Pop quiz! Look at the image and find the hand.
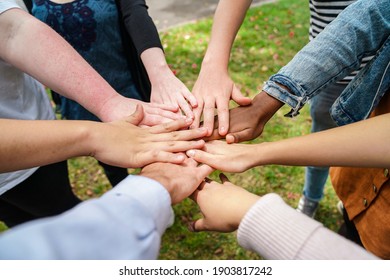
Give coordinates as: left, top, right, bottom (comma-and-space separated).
150, 69, 198, 119
91, 105, 209, 168
186, 140, 256, 173
97, 94, 181, 125
141, 47, 198, 119
189, 174, 260, 232
205, 91, 284, 143
140, 157, 214, 204
191, 68, 252, 136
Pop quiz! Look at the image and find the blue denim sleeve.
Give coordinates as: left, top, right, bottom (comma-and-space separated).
0, 176, 174, 260
263, 0, 390, 117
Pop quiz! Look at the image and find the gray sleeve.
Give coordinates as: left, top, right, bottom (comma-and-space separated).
237, 193, 379, 259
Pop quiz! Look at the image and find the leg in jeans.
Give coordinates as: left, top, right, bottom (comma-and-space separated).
298, 83, 347, 217
0, 161, 81, 227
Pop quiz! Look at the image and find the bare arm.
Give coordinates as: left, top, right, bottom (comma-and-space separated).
141, 48, 198, 118
187, 113, 390, 171
0, 106, 208, 173
117, 0, 197, 118
192, 0, 253, 134
0, 8, 178, 124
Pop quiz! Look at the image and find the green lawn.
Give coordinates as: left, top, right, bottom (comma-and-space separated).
0, 0, 343, 259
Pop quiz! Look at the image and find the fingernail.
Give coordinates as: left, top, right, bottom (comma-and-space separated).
186, 118, 193, 124
186, 150, 195, 157
176, 154, 185, 161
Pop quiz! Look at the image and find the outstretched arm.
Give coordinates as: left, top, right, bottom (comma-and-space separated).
190, 174, 378, 259
0, 158, 213, 260
188, 113, 390, 172
0, 6, 178, 124
204, 0, 390, 142
191, 0, 253, 135
118, 0, 197, 118
0, 106, 208, 173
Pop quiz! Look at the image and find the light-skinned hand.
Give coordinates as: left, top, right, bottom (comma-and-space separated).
189, 174, 260, 232
140, 157, 214, 204
91, 105, 208, 168
186, 140, 256, 173
141, 48, 198, 119
191, 69, 252, 136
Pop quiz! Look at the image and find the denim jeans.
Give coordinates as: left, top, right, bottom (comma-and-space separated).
303, 83, 347, 201
263, 0, 390, 123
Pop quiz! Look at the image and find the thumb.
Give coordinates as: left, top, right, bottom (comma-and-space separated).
188, 219, 207, 232
231, 85, 252, 106
186, 149, 215, 167
226, 128, 254, 143
126, 104, 144, 125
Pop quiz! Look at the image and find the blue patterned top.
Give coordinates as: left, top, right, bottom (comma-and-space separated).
33, 0, 141, 121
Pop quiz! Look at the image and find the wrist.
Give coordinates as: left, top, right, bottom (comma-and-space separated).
235, 192, 261, 227
201, 52, 229, 72
141, 48, 172, 83
148, 62, 173, 84
76, 121, 98, 158
251, 142, 273, 167
252, 91, 284, 121
139, 169, 172, 197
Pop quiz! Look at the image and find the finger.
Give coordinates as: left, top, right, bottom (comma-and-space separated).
191, 104, 203, 129
189, 183, 202, 201
124, 104, 144, 125
178, 98, 195, 120
196, 164, 214, 180
204, 177, 212, 183
215, 99, 229, 136
149, 102, 180, 112
153, 108, 182, 120
149, 117, 194, 134
188, 219, 207, 232
182, 91, 198, 108
203, 127, 223, 141
182, 156, 199, 168
142, 114, 179, 126
231, 85, 252, 106
219, 173, 230, 183
151, 128, 208, 143
186, 149, 217, 167
156, 139, 205, 153
226, 128, 253, 143
145, 151, 187, 165
203, 100, 216, 136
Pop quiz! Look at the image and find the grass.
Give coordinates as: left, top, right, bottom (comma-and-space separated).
0, 0, 343, 258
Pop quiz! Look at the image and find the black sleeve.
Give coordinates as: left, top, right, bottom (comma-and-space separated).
22, 0, 33, 13
117, 0, 163, 56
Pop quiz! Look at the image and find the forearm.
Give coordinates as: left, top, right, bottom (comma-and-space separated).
140, 48, 171, 84
0, 176, 173, 260
0, 9, 118, 120
256, 113, 390, 168
238, 193, 378, 259
0, 119, 96, 172
201, 0, 252, 70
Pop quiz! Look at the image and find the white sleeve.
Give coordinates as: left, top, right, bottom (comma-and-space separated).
237, 193, 379, 259
0, 1, 25, 14
0, 175, 174, 259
